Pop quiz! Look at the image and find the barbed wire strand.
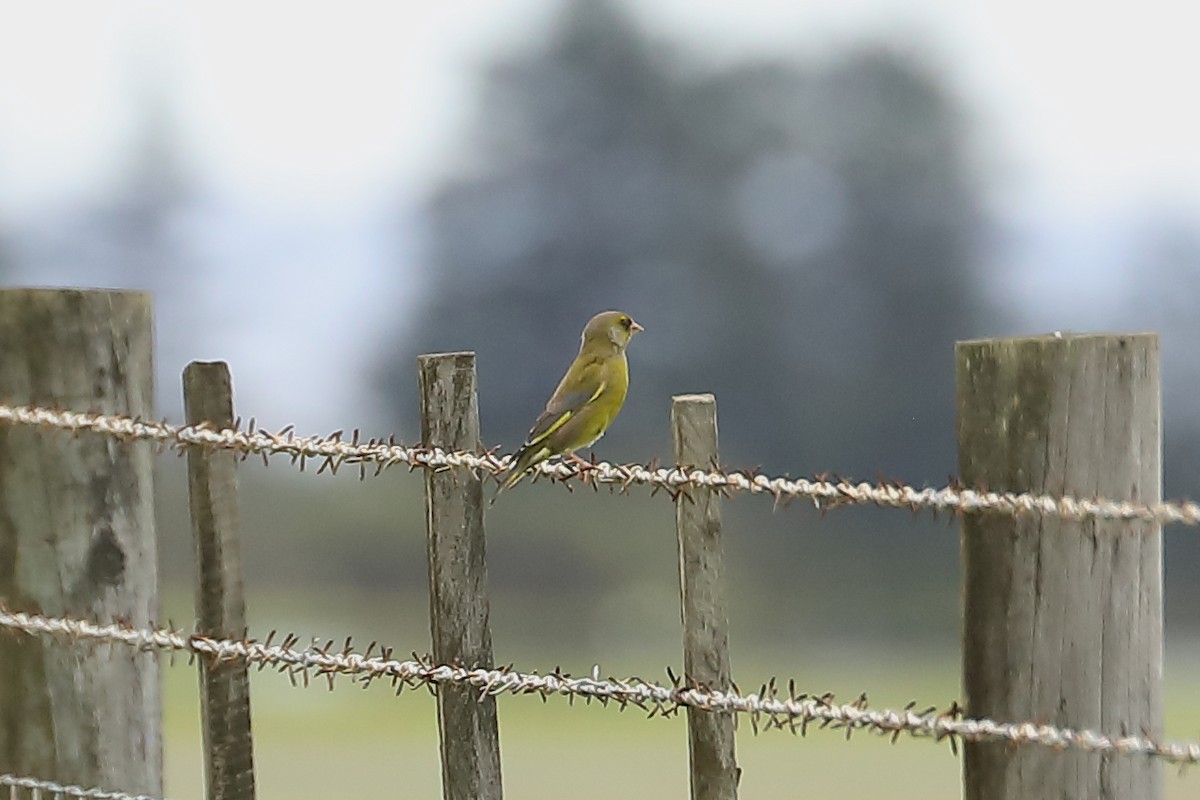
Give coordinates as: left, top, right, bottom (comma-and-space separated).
0, 402, 1197, 528
0, 772, 163, 800
2, 607, 1197, 766
2, 402, 1198, 528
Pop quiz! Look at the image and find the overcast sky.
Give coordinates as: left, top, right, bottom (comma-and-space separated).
0, 0, 1197, 429
4, 1, 1199, 211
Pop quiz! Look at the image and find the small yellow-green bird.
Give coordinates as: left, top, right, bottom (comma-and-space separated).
493, 310, 643, 501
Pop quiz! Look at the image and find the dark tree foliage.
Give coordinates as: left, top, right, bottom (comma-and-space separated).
377, 0, 988, 484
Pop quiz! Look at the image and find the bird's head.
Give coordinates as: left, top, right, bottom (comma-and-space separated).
582, 310, 643, 353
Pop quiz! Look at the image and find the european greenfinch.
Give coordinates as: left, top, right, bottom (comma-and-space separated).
493, 310, 643, 501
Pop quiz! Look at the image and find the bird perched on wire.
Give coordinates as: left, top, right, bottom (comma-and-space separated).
492, 310, 643, 502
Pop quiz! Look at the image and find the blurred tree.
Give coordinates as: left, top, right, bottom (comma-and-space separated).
1118, 216, 1200, 499
65, 78, 201, 416
100, 91, 195, 289
0, 216, 10, 282
0, 152, 15, 282
1111, 216, 1200, 634
376, 0, 989, 485
38, 79, 201, 419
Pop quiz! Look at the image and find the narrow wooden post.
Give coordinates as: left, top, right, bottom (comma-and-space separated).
418, 352, 502, 800
957, 333, 1162, 800
0, 288, 161, 796
184, 362, 256, 800
672, 394, 739, 800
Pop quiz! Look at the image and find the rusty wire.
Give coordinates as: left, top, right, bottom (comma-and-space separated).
2, 607, 1197, 765
0, 401, 1196, 528
0, 771, 163, 800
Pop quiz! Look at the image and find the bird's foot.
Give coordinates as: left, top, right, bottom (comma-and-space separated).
565, 453, 592, 470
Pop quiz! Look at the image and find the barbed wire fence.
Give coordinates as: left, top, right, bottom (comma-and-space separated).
2, 400, 1198, 528
2, 606, 1198, 766
1, 395, 1194, 794
0, 291, 1188, 800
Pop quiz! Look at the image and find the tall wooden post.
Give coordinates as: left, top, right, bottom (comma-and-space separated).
673, 394, 739, 800
418, 352, 502, 800
0, 288, 161, 796
184, 361, 256, 800
957, 333, 1162, 800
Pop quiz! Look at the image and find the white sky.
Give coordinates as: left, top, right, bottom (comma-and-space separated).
0, 0, 1197, 428
2, 0, 1198, 213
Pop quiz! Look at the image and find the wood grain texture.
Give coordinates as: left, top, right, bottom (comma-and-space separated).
184, 361, 256, 800
0, 288, 161, 796
957, 333, 1162, 800
673, 394, 739, 800
419, 352, 502, 800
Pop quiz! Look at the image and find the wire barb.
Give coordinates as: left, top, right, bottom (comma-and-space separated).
1, 606, 1198, 765
0, 402, 1197, 528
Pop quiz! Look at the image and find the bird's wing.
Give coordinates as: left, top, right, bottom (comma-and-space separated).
523, 360, 607, 448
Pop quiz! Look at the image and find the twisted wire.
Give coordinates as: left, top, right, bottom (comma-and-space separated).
0, 772, 162, 800
2, 607, 1196, 765
0, 402, 1196, 527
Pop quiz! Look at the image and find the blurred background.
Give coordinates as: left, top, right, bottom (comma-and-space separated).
2, 1, 1199, 797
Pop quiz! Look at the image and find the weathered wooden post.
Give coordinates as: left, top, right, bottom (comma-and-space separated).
0, 288, 161, 796
957, 333, 1162, 800
672, 394, 739, 800
418, 352, 503, 800
184, 361, 257, 800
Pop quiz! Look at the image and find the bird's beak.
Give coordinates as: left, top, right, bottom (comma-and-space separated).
631, 320, 645, 334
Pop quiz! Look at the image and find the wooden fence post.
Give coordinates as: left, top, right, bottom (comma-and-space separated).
184, 361, 257, 800
418, 352, 503, 800
956, 333, 1162, 800
672, 394, 739, 800
0, 288, 161, 795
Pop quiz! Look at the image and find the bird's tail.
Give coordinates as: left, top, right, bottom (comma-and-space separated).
489, 444, 542, 505
489, 468, 524, 505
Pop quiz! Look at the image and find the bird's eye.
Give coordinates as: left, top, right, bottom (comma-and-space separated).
620, 316, 631, 329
